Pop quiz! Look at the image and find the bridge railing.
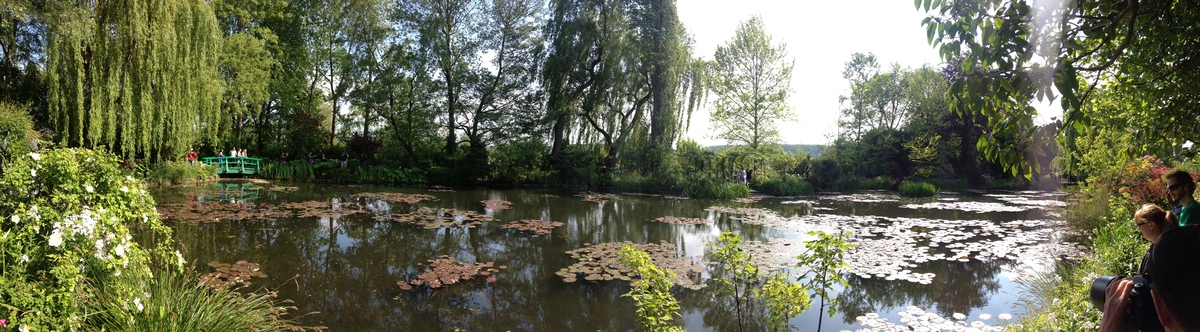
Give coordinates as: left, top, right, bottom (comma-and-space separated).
200, 156, 263, 175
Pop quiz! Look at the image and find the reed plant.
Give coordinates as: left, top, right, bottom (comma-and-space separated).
755, 173, 814, 196
684, 179, 749, 199
143, 161, 217, 186
87, 270, 317, 332
898, 181, 938, 197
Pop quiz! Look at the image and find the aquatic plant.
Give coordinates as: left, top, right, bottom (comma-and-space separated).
481, 200, 513, 210
200, 261, 269, 289
618, 246, 684, 332
898, 181, 938, 197
649, 216, 707, 225
158, 201, 289, 223
354, 192, 438, 204
280, 200, 369, 218
396, 256, 504, 290
577, 192, 619, 203
501, 219, 565, 237
756, 174, 815, 196
377, 207, 494, 229
556, 241, 704, 289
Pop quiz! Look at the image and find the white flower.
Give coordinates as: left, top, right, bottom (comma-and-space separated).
19, 323, 30, 332
48, 231, 63, 247
175, 251, 186, 268
21, 254, 29, 262
85, 185, 94, 193
134, 297, 144, 312
30, 152, 39, 161
30, 168, 35, 177
114, 243, 125, 257
10, 215, 18, 224
120, 186, 129, 193
28, 205, 39, 221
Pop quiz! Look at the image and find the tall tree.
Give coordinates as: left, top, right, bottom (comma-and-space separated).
459, 0, 545, 147
304, 0, 351, 147
45, 0, 222, 161
709, 15, 794, 151
401, 0, 481, 156
345, 0, 394, 138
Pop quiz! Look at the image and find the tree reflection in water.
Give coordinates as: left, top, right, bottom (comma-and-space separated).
155, 183, 1049, 330
837, 258, 1004, 322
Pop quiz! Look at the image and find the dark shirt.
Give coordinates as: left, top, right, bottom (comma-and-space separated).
1139, 243, 1155, 276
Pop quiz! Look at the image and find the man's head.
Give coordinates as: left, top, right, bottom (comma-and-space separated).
1150, 225, 1200, 331
1165, 170, 1196, 205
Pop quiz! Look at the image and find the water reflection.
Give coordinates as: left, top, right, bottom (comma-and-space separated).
155, 183, 1070, 330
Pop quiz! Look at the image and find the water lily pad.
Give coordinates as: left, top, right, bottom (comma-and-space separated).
556, 241, 704, 289
501, 219, 565, 237
397, 256, 503, 291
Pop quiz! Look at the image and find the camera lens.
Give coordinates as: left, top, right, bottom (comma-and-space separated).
1091, 275, 1118, 310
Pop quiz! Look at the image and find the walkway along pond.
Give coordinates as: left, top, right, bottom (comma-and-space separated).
151, 182, 1084, 331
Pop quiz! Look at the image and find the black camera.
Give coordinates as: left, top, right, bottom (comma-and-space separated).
1091, 275, 1163, 331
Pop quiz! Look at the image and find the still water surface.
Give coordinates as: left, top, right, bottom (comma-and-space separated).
152, 181, 1076, 331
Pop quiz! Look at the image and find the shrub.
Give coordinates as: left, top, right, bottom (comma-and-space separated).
490, 140, 549, 185
143, 161, 218, 186
756, 173, 815, 196
260, 161, 315, 181
0, 148, 180, 330
835, 177, 893, 191
0, 102, 35, 163
684, 180, 749, 199
618, 246, 683, 332
898, 181, 938, 197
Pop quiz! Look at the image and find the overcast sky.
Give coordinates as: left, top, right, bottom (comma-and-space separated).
676, 0, 1059, 146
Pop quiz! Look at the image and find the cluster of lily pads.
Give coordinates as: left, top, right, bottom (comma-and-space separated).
396, 256, 505, 291
556, 241, 705, 290
158, 201, 288, 223
577, 192, 619, 203
618, 192, 688, 200
200, 260, 268, 289
703, 192, 1084, 285
374, 206, 494, 229
501, 219, 565, 237
649, 216, 707, 225
850, 306, 1014, 331
279, 199, 368, 218
353, 192, 438, 204
481, 200, 513, 210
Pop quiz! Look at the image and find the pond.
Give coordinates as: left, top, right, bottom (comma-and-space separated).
151, 181, 1083, 331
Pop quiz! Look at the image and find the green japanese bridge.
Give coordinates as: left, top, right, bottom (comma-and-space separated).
201, 156, 262, 175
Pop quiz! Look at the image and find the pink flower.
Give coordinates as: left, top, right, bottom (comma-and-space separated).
0, 319, 7, 328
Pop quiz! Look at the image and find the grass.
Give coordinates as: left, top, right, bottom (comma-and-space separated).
88, 270, 321, 332
898, 181, 938, 197
142, 161, 218, 186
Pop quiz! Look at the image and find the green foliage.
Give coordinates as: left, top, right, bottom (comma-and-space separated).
87, 269, 312, 332
618, 246, 684, 332
709, 232, 760, 331
756, 173, 814, 196
897, 181, 937, 197
756, 272, 810, 332
834, 177, 893, 191
684, 180, 749, 199
795, 231, 852, 324
46, 0, 223, 161
489, 141, 550, 186
0, 148, 181, 330
355, 165, 425, 185
0, 102, 35, 166
142, 161, 219, 187
260, 161, 315, 181
709, 16, 794, 150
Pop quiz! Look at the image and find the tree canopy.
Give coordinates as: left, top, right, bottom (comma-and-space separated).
709, 15, 794, 151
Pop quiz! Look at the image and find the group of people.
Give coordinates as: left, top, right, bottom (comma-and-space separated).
1102, 170, 1200, 331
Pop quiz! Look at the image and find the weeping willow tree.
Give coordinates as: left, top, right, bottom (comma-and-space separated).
46, 0, 222, 161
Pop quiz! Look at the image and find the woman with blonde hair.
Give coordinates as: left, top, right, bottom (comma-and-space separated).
1134, 203, 1169, 276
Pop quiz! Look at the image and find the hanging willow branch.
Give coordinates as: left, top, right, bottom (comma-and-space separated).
46, 0, 222, 161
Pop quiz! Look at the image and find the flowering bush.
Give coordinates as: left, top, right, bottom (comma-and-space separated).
1108, 155, 1175, 207
0, 148, 181, 330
